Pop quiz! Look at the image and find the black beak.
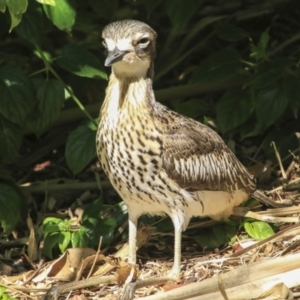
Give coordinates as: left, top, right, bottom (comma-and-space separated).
105, 47, 127, 67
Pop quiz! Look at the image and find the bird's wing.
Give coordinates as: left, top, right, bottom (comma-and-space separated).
157, 106, 255, 193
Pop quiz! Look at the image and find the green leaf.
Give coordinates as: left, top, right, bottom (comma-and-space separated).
29, 79, 65, 136
247, 58, 290, 90
43, 0, 76, 31
0, 286, 5, 296
43, 232, 60, 258
250, 28, 270, 61
65, 124, 97, 174
0, 116, 22, 159
36, 0, 56, 6
82, 217, 116, 247
58, 231, 71, 253
6, 0, 28, 32
284, 75, 300, 118
83, 199, 103, 220
166, 0, 200, 31
254, 84, 288, 129
57, 44, 107, 79
15, 1, 43, 43
43, 217, 69, 238
88, 0, 118, 19
217, 89, 253, 132
43, 217, 63, 225
190, 50, 242, 84
0, 183, 23, 234
215, 22, 248, 42
244, 221, 274, 241
194, 224, 237, 249
0, 0, 6, 13
0, 64, 35, 126
173, 98, 209, 119
71, 230, 89, 248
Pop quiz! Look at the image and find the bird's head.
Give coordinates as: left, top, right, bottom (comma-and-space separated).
102, 20, 157, 79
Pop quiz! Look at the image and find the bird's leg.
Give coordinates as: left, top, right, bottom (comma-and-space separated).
169, 230, 182, 278
128, 215, 138, 265
120, 230, 182, 300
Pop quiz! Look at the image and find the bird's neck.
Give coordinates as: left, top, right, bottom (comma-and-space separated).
100, 73, 156, 119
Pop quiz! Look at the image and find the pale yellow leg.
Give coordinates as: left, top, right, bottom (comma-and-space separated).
128, 216, 138, 265
121, 229, 182, 300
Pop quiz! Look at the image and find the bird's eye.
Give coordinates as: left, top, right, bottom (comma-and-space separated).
102, 40, 107, 48
137, 37, 150, 48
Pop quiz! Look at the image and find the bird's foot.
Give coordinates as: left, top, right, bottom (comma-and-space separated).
120, 272, 179, 300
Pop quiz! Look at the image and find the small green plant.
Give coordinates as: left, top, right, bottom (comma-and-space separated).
43, 200, 117, 258
0, 286, 18, 300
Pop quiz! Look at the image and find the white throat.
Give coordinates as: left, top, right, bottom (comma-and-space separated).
112, 60, 150, 78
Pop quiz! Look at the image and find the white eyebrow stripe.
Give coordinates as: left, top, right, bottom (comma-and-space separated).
105, 39, 117, 51
105, 38, 133, 51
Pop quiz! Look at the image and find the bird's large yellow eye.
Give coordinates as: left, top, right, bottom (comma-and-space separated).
138, 37, 150, 48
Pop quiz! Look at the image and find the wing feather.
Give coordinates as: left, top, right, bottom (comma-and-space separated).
155, 104, 255, 193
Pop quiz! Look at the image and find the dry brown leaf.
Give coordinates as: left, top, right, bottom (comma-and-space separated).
1, 270, 35, 283
75, 252, 106, 281
115, 265, 139, 286
258, 282, 293, 300
93, 227, 151, 276
32, 251, 68, 282
32, 248, 96, 282
27, 215, 38, 262
68, 294, 88, 300
263, 243, 273, 256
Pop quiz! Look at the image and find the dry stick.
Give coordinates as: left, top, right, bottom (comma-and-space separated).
138, 253, 300, 300
42, 228, 151, 299
233, 207, 299, 223
267, 177, 300, 194
0, 283, 48, 299
229, 223, 300, 258
271, 141, 287, 179
253, 189, 292, 207
87, 236, 103, 279
275, 147, 300, 169
20, 181, 112, 194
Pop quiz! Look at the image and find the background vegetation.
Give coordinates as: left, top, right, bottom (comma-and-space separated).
0, 0, 299, 255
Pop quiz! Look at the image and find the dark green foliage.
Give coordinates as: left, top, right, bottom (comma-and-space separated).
0, 182, 25, 234
0, 0, 299, 244
65, 123, 97, 174
56, 44, 107, 79
190, 50, 242, 84
30, 79, 65, 136
194, 223, 238, 250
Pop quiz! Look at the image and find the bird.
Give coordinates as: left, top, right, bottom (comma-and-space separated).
96, 19, 256, 299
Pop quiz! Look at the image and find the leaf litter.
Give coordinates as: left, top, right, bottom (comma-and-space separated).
1, 143, 300, 299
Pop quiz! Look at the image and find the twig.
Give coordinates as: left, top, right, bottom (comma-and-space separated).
20, 181, 111, 193
271, 141, 287, 179
267, 177, 300, 194
87, 237, 103, 279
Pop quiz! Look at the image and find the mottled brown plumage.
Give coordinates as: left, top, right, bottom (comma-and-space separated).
96, 20, 255, 299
